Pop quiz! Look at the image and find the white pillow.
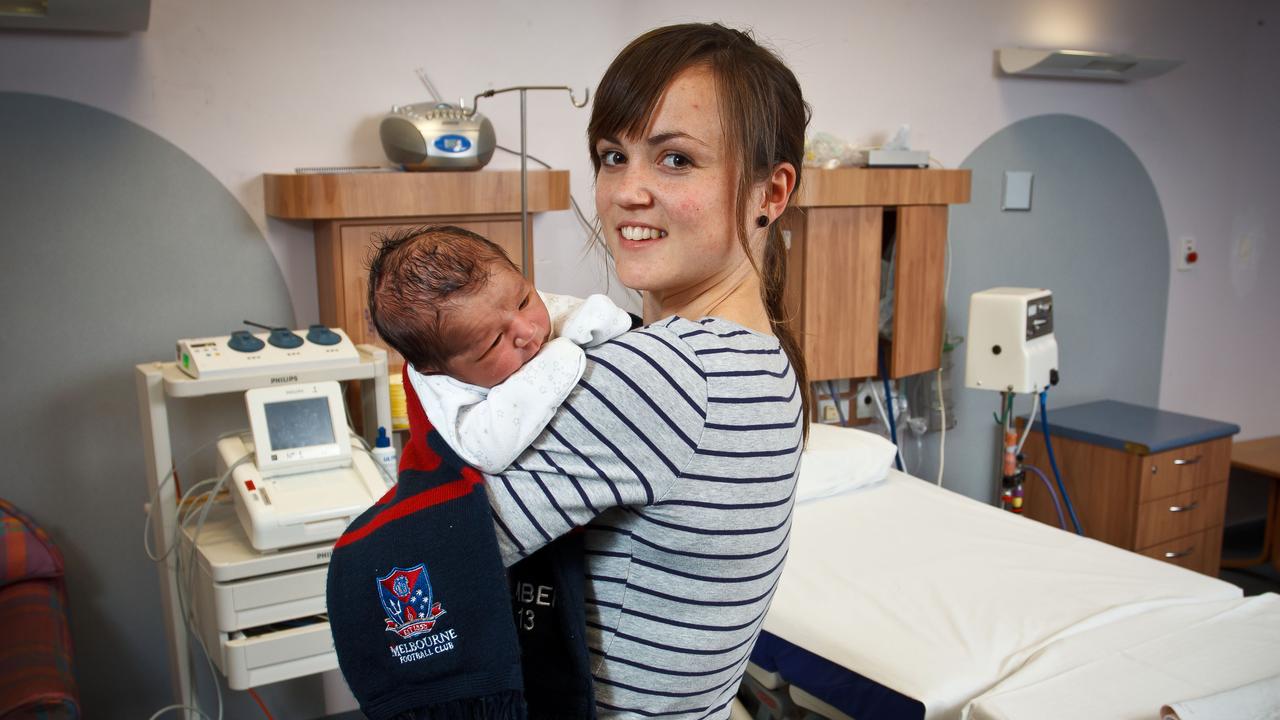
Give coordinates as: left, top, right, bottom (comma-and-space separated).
795, 423, 897, 503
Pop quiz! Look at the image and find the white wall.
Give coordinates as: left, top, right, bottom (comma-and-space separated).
1, 0, 1274, 432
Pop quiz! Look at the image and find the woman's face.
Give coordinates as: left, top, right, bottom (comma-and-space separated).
593, 64, 749, 296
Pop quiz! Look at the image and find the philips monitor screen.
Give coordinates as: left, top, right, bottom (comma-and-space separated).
264, 397, 336, 451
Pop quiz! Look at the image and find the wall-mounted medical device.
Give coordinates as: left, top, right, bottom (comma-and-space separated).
217, 381, 390, 551
176, 324, 359, 381
965, 287, 1059, 394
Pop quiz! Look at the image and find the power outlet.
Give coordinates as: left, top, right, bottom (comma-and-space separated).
855, 384, 877, 420
1177, 236, 1198, 271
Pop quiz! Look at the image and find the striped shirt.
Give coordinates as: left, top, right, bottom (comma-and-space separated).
487, 316, 802, 719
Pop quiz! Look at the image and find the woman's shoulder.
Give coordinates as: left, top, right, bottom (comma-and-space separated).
592, 316, 777, 364
585, 316, 708, 381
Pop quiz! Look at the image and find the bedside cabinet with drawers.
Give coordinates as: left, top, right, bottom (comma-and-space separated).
1017, 400, 1240, 577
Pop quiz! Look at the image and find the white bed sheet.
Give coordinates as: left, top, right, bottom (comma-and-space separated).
763, 470, 1241, 720
963, 593, 1280, 720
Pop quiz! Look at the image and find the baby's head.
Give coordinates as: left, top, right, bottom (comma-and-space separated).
368, 225, 550, 388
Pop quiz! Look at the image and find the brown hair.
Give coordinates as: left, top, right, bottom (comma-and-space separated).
366, 225, 517, 371
587, 23, 812, 439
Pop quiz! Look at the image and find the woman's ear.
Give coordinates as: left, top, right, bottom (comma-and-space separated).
760, 161, 797, 223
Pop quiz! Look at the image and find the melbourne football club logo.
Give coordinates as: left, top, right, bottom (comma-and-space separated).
376, 564, 446, 639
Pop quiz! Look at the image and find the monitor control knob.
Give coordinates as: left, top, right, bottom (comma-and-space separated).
228, 330, 265, 353
267, 328, 303, 349
307, 324, 342, 346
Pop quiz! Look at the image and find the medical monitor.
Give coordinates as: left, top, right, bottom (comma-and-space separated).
245, 381, 352, 479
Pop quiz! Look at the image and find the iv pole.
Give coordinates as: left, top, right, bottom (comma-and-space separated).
468, 86, 590, 278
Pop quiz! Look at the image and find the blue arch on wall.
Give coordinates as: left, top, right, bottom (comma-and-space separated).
0, 92, 306, 715
934, 113, 1169, 500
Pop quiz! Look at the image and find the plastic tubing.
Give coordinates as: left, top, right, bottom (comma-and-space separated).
1023, 464, 1067, 531
878, 346, 902, 471
1039, 391, 1084, 535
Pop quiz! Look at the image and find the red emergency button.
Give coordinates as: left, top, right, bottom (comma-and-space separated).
1185, 251, 1198, 264
245, 479, 256, 491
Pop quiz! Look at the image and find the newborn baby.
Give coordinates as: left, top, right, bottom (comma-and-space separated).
367, 225, 632, 473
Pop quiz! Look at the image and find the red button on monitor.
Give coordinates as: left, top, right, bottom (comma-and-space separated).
245, 479, 256, 491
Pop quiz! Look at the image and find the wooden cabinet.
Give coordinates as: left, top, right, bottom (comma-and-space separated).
264, 170, 570, 370
780, 169, 969, 383
264, 167, 966, 386
1017, 400, 1239, 577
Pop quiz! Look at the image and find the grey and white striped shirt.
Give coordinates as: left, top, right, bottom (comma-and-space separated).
487, 316, 802, 718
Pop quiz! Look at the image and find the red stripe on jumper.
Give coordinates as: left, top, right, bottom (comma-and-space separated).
334, 467, 484, 549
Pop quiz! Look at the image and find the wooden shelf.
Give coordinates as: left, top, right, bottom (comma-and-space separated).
264, 169, 570, 220
794, 168, 970, 208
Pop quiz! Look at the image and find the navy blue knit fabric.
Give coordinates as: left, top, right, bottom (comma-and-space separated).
325, 422, 525, 720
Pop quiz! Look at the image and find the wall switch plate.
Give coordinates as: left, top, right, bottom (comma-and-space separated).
1177, 236, 1197, 271
1002, 171, 1033, 211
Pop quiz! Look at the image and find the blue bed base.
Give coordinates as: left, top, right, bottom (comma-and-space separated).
749, 631, 925, 720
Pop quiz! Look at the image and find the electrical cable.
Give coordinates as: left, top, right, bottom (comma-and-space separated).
866, 380, 906, 473
143, 429, 247, 562
937, 211, 952, 487
248, 688, 275, 720
167, 453, 253, 720
495, 144, 598, 245
495, 144, 639, 304
1014, 393, 1041, 456
877, 347, 903, 472
936, 367, 946, 487
1039, 391, 1083, 535
147, 704, 215, 720
1023, 464, 1067, 531
825, 380, 847, 425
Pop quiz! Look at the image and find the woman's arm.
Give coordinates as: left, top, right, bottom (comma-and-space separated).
485, 322, 708, 564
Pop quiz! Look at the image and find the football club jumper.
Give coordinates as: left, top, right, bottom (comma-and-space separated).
325, 384, 525, 719
327, 366, 597, 720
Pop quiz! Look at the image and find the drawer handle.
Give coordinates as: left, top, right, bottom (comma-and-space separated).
1169, 501, 1200, 513
1164, 547, 1195, 559
1173, 456, 1202, 467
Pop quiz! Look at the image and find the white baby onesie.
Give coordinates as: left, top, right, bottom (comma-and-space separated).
407, 292, 633, 473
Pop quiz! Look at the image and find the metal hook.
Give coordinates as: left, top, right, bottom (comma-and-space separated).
466, 85, 591, 116
458, 84, 591, 279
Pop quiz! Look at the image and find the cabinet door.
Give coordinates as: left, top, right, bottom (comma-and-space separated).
317, 217, 528, 369
1018, 427, 1145, 547
783, 206, 881, 380
889, 206, 947, 378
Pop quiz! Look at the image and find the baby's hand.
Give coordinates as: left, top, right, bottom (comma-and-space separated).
558, 294, 632, 348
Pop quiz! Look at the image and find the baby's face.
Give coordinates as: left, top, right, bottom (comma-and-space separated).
438, 263, 550, 388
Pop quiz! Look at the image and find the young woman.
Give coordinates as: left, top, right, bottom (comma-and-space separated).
489, 23, 812, 718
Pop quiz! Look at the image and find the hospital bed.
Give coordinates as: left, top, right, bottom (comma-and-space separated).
752, 430, 1280, 720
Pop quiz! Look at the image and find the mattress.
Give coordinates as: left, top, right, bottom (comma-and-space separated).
964, 592, 1280, 720
761, 470, 1241, 719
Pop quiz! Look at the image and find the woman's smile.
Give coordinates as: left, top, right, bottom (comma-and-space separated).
617, 223, 668, 248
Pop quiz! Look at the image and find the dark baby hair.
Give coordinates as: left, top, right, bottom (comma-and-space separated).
366, 225, 517, 371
